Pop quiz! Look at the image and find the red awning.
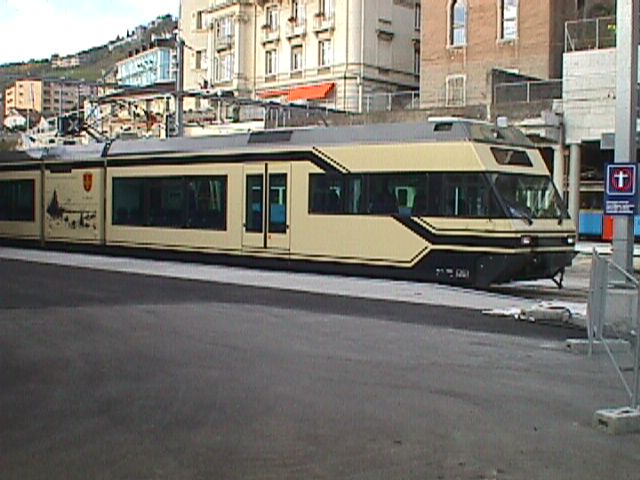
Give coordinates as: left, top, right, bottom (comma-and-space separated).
287, 82, 335, 102
258, 89, 289, 99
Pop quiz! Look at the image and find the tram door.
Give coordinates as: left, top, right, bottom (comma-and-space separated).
242, 163, 291, 251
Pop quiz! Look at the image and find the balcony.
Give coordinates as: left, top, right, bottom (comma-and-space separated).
261, 24, 280, 44
493, 79, 563, 105
215, 35, 234, 51
313, 13, 335, 33
376, 19, 394, 41
286, 19, 306, 39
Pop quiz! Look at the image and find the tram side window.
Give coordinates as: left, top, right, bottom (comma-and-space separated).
0, 180, 35, 222
186, 177, 227, 230
112, 176, 227, 230
309, 173, 430, 216
148, 178, 184, 227
309, 174, 343, 214
427, 173, 503, 217
368, 174, 427, 216
113, 178, 145, 225
345, 175, 367, 214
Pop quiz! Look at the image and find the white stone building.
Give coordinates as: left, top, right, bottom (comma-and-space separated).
179, 0, 420, 112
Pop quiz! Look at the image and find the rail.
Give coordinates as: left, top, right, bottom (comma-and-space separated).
587, 250, 640, 408
493, 79, 562, 105
565, 16, 616, 52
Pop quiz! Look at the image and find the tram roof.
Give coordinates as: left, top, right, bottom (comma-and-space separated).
6, 119, 534, 163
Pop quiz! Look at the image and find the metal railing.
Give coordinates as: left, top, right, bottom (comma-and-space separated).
587, 250, 640, 408
493, 79, 562, 105
361, 90, 421, 113
565, 16, 616, 52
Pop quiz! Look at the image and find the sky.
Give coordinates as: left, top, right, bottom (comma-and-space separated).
0, 0, 179, 65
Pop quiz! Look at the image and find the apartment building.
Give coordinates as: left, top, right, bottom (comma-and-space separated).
180, 0, 257, 111
180, 0, 420, 113
4, 80, 44, 114
4, 79, 98, 119
419, 0, 592, 110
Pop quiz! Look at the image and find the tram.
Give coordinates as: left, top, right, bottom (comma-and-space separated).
0, 119, 576, 287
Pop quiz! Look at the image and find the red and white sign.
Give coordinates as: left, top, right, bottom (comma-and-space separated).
606, 165, 636, 195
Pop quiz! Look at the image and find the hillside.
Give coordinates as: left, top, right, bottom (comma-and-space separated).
0, 14, 176, 91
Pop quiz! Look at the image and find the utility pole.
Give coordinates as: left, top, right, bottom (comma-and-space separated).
612, 0, 639, 276
176, 0, 185, 138
176, 36, 185, 137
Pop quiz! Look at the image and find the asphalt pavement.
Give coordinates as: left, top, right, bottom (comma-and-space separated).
1, 248, 640, 479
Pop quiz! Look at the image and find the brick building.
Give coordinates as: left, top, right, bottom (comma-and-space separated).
419, 0, 613, 111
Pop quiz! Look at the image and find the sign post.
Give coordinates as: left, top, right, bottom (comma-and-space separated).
611, 0, 639, 277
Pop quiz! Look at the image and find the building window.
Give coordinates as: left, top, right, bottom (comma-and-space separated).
445, 75, 465, 106
291, 0, 305, 25
318, 39, 332, 67
214, 53, 233, 82
414, 47, 420, 75
291, 45, 303, 72
196, 11, 204, 30
414, 3, 421, 30
500, 0, 518, 40
319, 0, 334, 18
194, 50, 206, 70
266, 5, 279, 30
450, 0, 467, 46
215, 16, 234, 44
265, 49, 278, 76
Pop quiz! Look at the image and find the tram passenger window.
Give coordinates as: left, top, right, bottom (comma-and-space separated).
345, 176, 366, 214
148, 178, 184, 228
186, 176, 227, 230
113, 176, 228, 230
0, 180, 35, 221
309, 174, 343, 214
113, 178, 144, 225
427, 173, 502, 217
369, 173, 426, 216
269, 174, 287, 233
369, 176, 399, 214
246, 175, 264, 232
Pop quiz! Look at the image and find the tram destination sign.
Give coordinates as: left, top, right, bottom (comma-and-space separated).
605, 163, 638, 215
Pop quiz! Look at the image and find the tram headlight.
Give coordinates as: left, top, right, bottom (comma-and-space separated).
520, 235, 533, 246
566, 236, 576, 246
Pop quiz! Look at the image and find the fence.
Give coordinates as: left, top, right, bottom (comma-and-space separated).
565, 16, 616, 52
587, 251, 640, 408
361, 90, 421, 113
493, 79, 562, 105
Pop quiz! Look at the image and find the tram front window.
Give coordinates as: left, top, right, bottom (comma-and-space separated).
491, 173, 567, 221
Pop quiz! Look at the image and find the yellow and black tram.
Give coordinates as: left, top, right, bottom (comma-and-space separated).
0, 119, 576, 287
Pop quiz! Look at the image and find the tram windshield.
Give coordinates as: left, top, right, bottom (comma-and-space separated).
490, 173, 568, 221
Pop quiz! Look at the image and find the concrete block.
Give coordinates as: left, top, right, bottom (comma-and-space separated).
523, 305, 571, 324
565, 338, 630, 355
593, 407, 640, 435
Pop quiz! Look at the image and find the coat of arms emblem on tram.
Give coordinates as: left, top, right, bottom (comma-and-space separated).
83, 173, 93, 192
